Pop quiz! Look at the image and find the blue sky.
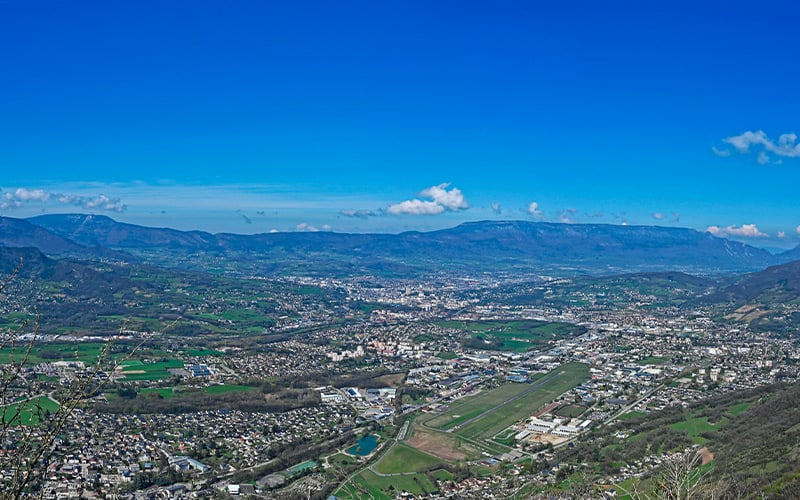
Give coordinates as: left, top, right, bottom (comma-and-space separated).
1, 1, 799, 246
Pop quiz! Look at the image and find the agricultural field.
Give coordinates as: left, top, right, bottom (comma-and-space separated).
2, 396, 60, 426
670, 413, 726, 445
336, 469, 438, 499
204, 384, 259, 395
140, 387, 177, 399
0, 342, 108, 365
374, 444, 441, 474
117, 359, 184, 381
435, 320, 586, 352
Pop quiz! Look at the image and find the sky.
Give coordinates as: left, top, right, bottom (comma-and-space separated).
1, 0, 799, 247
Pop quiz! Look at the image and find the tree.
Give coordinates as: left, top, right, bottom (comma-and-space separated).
0, 260, 152, 499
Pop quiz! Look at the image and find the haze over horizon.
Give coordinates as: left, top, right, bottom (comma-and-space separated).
1, 1, 799, 246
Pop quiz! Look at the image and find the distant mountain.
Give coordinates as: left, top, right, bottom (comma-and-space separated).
706, 259, 800, 304
778, 244, 800, 262
0, 246, 133, 291
0, 217, 88, 255
28, 213, 216, 250
21, 214, 784, 276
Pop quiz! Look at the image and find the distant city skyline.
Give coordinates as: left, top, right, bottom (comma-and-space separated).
1, 1, 799, 246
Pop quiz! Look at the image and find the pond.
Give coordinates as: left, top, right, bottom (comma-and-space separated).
346, 434, 379, 456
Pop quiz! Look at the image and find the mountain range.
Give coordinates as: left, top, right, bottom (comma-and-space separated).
0, 214, 798, 277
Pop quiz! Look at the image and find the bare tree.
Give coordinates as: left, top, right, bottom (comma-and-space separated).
618, 449, 716, 500
0, 260, 152, 499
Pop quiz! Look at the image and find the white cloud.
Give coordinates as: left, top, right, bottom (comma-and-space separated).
491, 202, 502, 214
58, 193, 126, 212
652, 212, 664, 220
527, 202, 543, 218
387, 199, 444, 215
778, 231, 786, 238
796, 225, 800, 235
706, 224, 768, 238
14, 188, 51, 202
0, 187, 126, 213
721, 130, 800, 162
419, 183, 469, 211
711, 146, 731, 157
339, 209, 380, 219
559, 208, 577, 223
387, 184, 468, 216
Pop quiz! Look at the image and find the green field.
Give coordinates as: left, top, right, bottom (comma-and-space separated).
374, 444, 441, 474
671, 414, 725, 445
119, 359, 184, 381
423, 383, 534, 430
2, 396, 61, 426
204, 384, 258, 395
423, 363, 589, 445
728, 402, 751, 416
555, 404, 587, 418
436, 320, 586, 353
140, 387, 176, 398
0, 342, 108, 365
337, 469, 438, 499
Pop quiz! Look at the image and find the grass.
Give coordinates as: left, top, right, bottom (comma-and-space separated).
2, 396, 61, 426
374, 444, 441, 474
358, 469, 437, 497
435, 319, 585, 353
329, 453, 357, 466
422, 383, 534, 430
618, 410, 647, 421
431, 469, 453, 481
119, 359, 184, 381
140, 387, 175, 399
728, 402, 751, 416
204, 384, 259, 395
0, 342, 108, 365
555, 404, 586, 418
670, 414, 726, 445
436, 351, 458, 360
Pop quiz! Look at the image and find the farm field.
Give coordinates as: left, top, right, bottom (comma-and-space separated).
373, 444, 441, 474
204, 384, 258, 395
2, 396, 60, 426
336, 469, 438, 499
118, 359, 183, 381
140, 387, 176, 398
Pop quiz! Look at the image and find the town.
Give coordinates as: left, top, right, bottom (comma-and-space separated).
3, 272, 798, 499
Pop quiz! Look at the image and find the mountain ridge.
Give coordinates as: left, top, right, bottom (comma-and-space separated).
3, 213, 788, 276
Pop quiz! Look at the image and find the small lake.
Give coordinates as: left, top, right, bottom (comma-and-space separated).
346, 434, 379, 456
